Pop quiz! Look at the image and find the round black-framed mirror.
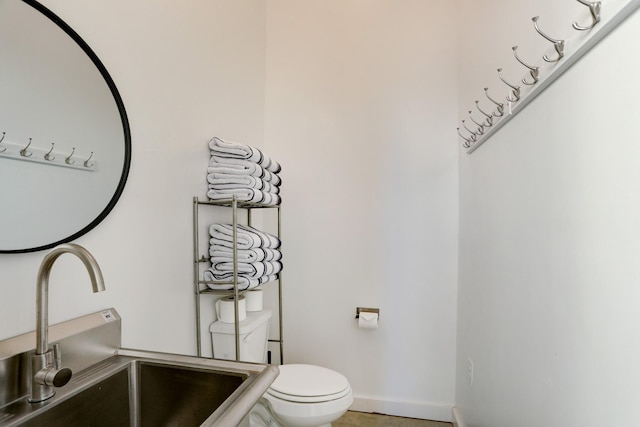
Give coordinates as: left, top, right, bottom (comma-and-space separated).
0, 0, 131, 253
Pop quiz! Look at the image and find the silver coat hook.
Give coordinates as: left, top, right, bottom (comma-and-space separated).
462, 119, 482, 137
484, 88, 505, 117
84, 152, 94, 168
20, 138, 33, 157
573, 0, 601, 30
497, 68, 521, 102
512, 46, 539, 85
532, 16, 565, 62
475, 101, 494, 126
65, 147, 76, 165
457, 127, 475, 148
44, 143, 56, 161
468, 110, 488, 132
0, 132, 6, 153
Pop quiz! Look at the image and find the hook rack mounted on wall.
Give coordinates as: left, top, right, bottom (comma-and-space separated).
460, 0, 640, 155
0, 134, 96, 171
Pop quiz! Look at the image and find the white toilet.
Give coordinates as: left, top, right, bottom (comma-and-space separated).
210, 310, 272, 362
210, 310, 353, 427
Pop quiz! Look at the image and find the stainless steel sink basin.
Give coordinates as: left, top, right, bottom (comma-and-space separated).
0, 310, 279, 427
1, 349, 278, 427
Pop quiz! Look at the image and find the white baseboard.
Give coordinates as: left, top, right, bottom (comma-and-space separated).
349, 395, 453, 422
452, 407, 466, 427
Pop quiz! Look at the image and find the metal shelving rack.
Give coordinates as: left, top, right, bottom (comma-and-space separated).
192, 195, 283, 364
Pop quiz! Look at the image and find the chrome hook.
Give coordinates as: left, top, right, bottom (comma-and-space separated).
0, 132, 6, 153
462, 119, 481, 138
512, 46, 539, 85
65, 147, 76, 165
475, 101, 494, 126
457, 127, 475, 148
573, 0, 601, 31
20, 138, 33, 157
83, 152, 94, 168
484, 88, 505, 117
468, 111, 487, 133
532, 16, 565, 62
44, 143, 56, 161
497, 68, 521, 102
457, 126, 476, 142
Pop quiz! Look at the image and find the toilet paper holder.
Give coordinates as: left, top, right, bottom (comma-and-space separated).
355, 307, 379, 319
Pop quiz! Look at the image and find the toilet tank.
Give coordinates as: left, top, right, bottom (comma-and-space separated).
210, 309, 272, 363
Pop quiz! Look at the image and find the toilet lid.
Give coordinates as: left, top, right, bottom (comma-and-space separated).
268, 364, 351, 403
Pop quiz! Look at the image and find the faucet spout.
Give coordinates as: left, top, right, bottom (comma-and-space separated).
30, 243, 105, 403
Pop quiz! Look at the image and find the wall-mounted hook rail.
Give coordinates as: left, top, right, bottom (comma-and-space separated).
0, 135, 95, 171
462, 0, 640, 154
573, 0, 601, 30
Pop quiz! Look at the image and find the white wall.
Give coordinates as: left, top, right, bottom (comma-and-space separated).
456, 1, 640, 426
0, 0, 459, 421
0, 0, 267, 354
264, 0, 458, 420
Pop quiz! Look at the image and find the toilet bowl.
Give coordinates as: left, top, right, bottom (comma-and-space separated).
210, 312, 353, 426
249, 364, 353, 427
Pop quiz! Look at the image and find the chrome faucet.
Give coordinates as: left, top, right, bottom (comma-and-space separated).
29, 243, 105, 403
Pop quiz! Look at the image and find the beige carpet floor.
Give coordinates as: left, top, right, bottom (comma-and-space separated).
334, 411, 453, 427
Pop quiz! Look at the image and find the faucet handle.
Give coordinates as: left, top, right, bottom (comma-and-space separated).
53, 343, 63, 369
39, 365, 73, 388
29, 347, 73, 402
49, 343, 72, 387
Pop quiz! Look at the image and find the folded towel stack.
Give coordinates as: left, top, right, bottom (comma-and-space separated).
204, 223, 283, 290
207, 137, 282, 205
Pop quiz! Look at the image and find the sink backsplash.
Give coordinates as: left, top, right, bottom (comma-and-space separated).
0, 309, 121, 408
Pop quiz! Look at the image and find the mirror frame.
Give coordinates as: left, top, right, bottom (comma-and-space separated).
2, 0, 131, 254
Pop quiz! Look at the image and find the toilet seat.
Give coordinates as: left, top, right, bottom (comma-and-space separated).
267, 364, 350, 403
253, 364, 354, 427
266, 384, 351, 403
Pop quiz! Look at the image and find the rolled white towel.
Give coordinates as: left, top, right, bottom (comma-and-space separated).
207, 188, 281, 206
208, 261, 283, 279
203, 270, 278, 290
208, 137, 281, 173
209, 223, 281, 250
210, 247, 282, 263
207, 174, 279, 194
208, 158, 282, 186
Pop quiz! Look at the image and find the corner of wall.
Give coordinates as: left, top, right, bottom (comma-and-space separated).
452, 407, 466, 427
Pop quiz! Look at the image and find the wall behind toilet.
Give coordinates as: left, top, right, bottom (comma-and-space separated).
263, 1, 458, 419
0, 0, 459, 421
